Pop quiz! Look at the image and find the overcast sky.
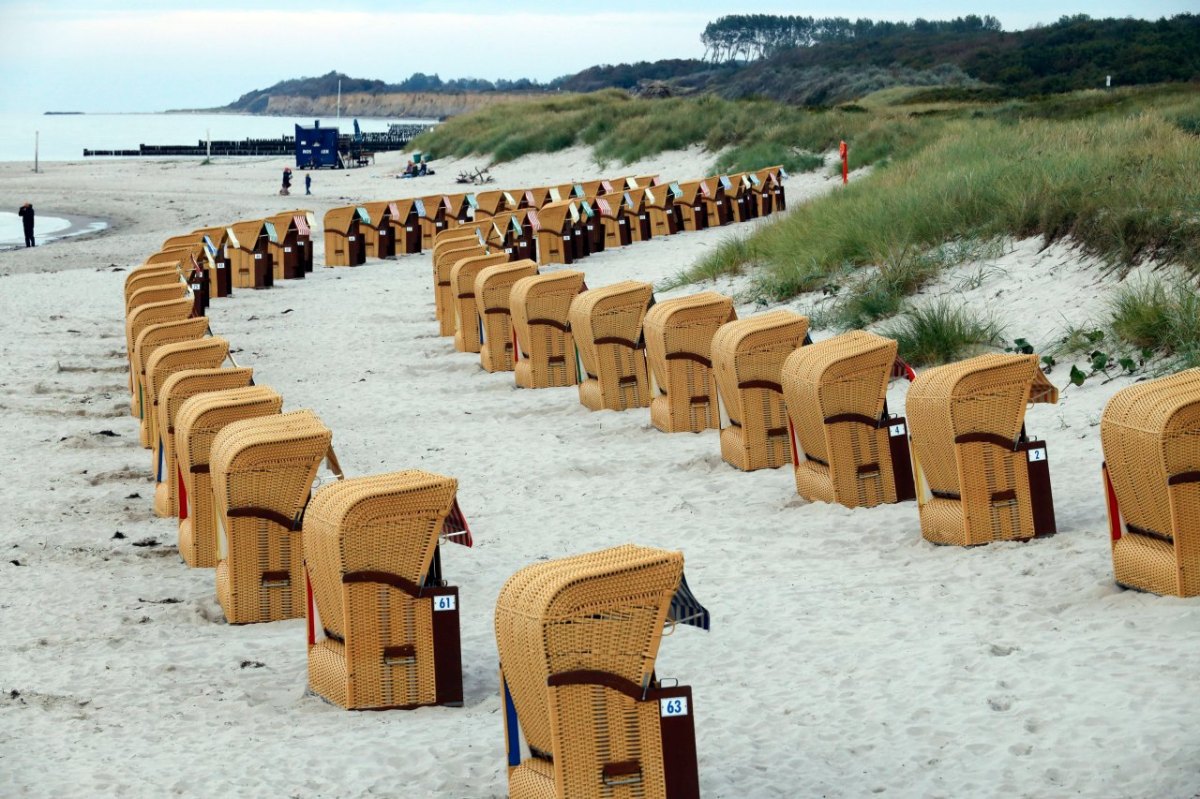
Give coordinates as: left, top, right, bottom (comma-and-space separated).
0, 1, 1192, 113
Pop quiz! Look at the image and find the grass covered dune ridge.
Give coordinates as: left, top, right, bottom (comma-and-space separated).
416, 84, 1200, 367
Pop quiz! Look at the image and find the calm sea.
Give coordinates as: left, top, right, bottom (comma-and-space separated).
0, 112, 434, 163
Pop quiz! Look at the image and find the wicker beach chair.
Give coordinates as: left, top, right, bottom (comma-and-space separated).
594, 197, 632, 249
906, 353, 1058, 546
450, 252, 511, 354
227, 220, 275, 289
191, 226, 236, 296
152, 367, 255, 519
757, 166, 786, 211
474, 190, 512, 220
534, 201, 576, 265
569, 282, 655, 412
387, 199, 421, 254
142, 337, 230, 454
434, 241, 487, 337
1101, 369, 1200, 596
475, 260, 540, 373
781, 331, 916, 508
175, 386, 282, 568
211, 410, 332, 623
644, 184, 681, 237
125, 297, 197, 416
711, 311, 809, 471
701, 176, 734, 227
674, 181, 710, 232
510, 271, 586, 389
323, 207, 367, 267
360, 201, 398, 260
125, 265, 182, 308
418, 196, 450, 249
126, 282, 187, 319
130, 316, 211, 438
266, 210, 314, 278
643, 292, 736, 434
304, 470, 466, 710
495, 544, 706, 799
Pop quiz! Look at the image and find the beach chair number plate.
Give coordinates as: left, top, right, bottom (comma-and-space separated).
284, 247, 292, 252
660, 697, 689, 717
1027, 447, 1047, 462
254, 253, 262, 259
889, 423, 907, 437
434, 595, 457, 612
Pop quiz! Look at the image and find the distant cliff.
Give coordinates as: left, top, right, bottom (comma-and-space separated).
255, 91, 537, 119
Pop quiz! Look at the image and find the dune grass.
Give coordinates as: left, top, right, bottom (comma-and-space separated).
880, 299, 1004, 366
415, 90, 941, 174
1108, 277, 1200, 369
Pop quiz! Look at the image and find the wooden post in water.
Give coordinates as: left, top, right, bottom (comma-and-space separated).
34, 131, 39, 173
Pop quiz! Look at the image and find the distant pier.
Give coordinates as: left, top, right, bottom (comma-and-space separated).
83, 123, 434, 158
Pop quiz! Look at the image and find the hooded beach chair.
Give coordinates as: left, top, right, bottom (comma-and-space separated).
451, 252, 511, 354
227, 220, 275, 289
304, 470, 467, 710
510, 271, 586, 389
126, 281, 187, 319
757, 166, 787, 211
211, 410, 332, 624
906, 353, 1058, 546
592, 197, 632, 249
644, 292, 736, 433
131, 316, 211, 439
576, 200, 606, 254
142, 337, 230, 454
389, 199, 422, 255
175, 386, 283, 568
360, 201, 398, 260
474, 190, 513, 221
495, 544, 707, 799
152, 367, 255, 519
476, 260, 540, 373
533, 201, 576, 265
125, 265, 182, 308
323, 206, 367, 267
569, 281, 655, 412
267, 210, 313, 279
433, 241, 487, 337
781, 331, 916, 508
418, 196, 450, 249
674, 181, 710, 232
1101, 369, 1200, 596
644, 184, 681, 237
125, 297, 196, 416
711, 310, 809, 471
191, 225, 236, 296
702, 176, 734, 227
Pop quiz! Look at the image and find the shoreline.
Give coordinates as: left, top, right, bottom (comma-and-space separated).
0, 211, 110, 252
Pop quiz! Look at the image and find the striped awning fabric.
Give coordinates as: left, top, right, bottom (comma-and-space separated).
668, 573, 710, 631
442, 497, 473, 547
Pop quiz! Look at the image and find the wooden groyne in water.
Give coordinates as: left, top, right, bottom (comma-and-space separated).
83, 125, 434, 158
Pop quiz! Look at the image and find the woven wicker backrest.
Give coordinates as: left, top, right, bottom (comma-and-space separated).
143, 250, 187, 267
494, 544, 684, 757
228, 220, 267, 253
568, 281, 655, 376
435, 243, 487, 287
176, 386, 283, 499
433, 227, 481, 255
125, 272, 183, 313
159, 367, 256, 446
537, 201, 572, 231
1101, 369, 1200, 538
711, 310, 809, 425
133, 318, 211, 389
782, 331, 896, 463
125, 264, 180, 299
145, 338, 230, 440
474, 190, 509, 216
360, 201, 392, 227
304, 470, 458, 642
125, 297, 193, 360
476, 260, 539, 315
452, 253, 511, 301
127, 282, 187, 318
510, 271, 586, 352
643, 292, 735, 385
210, 410, 331, 530
907, 353, 1058, 493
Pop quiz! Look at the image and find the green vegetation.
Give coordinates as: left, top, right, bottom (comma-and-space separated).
879, 300, 1004, 366
1108, 278, 1200, 369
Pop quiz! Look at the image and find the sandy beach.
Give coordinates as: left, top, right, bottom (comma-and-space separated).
0, 148, 1197, 799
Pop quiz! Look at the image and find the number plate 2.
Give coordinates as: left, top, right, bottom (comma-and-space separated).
1027, 447, 1047, 463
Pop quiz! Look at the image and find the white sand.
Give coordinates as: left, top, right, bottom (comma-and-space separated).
0, 148, 1197, 799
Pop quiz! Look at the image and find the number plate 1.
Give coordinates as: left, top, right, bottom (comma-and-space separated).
433, 594, 457, 612
660, 696, 689, 717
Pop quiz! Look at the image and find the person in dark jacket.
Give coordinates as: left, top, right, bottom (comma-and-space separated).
18, 202, 34, 247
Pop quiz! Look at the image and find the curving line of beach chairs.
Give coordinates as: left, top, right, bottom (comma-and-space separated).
120, 163, 1198, 799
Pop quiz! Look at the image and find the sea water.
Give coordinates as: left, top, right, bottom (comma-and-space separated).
0, 210, 106, 248
0, 112, 433, 163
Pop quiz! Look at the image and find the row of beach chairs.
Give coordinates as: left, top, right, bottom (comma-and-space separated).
323, 167, 787, 270
430, 224, 1200, 598
124, 235, 710, 797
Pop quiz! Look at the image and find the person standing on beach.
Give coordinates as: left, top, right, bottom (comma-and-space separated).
18, 202, 34, 247
281, 167, 292, 196
305, 173, 312, 195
